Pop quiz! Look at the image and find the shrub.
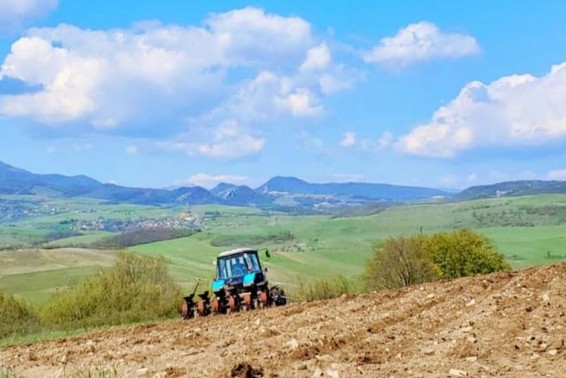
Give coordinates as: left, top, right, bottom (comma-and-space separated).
210, 231, 295, 247
41, 252, 182, 329
364, 236, 440, 291
364, 229, 510, 291
297, 275, 359, 302
0, 292, 39, 338
424, 229, 511, 279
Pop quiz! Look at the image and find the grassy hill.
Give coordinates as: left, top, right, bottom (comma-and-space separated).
455, 180, 566, 200
2, 194, 566, 304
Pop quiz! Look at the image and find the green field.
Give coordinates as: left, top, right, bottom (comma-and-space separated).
2, 194, 566, 303
0, 248, 116, 303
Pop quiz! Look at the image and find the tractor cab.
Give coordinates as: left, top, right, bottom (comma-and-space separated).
212, 248, 267, 293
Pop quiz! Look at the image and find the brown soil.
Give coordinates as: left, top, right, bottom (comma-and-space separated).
1, 263, 565, 377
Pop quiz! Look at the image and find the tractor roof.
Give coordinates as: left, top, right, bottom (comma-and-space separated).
217, 248, 257, 258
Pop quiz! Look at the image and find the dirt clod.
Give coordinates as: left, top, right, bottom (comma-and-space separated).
229, 362, 264, 378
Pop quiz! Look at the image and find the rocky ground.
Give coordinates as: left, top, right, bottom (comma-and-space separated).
1, 263, 565, 377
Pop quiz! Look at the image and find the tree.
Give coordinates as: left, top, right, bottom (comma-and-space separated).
364, 236, 439, 291
423, 229, 511, 279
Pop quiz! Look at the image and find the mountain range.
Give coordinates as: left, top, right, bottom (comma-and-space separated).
1, 160, 566, 210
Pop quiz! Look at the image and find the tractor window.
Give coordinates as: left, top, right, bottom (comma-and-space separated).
217, 252, 261, 279
217, 258, 229, 280
243, 252, 261, 272
230, 255, 247, 276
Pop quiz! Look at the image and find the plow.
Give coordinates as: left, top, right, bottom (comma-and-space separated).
181, 248, 286, 319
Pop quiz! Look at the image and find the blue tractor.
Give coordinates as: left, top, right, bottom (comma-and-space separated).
182, 248, 286, 319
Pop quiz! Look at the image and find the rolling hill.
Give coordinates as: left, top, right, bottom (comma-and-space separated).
455, 180, 566, 201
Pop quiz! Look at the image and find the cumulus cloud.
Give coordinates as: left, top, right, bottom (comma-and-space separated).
363, 21, 479, 68
340, 132, 356, 147
378, 131, 393, 149
300, 43, 331, 72
182, 173, 249, 188
340, 131, 392, 151
0, 7, 358, 158
156, 120, 265, 159
0, 0, 58, 35
279, 88, 323, 117
195, 133, 265, 158
398, 62, 566, 157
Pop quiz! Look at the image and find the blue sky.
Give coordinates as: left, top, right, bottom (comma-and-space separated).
1, 0, 566, 189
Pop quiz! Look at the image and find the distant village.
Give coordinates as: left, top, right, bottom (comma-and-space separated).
0, 199, 204, 232
65, 213, 203, 232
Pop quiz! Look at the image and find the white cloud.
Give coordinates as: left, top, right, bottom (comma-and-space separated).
195, 131, 265, 158
126, 145, 138, 155
340, 130, 392, 151
363, 21, 479, 68
378, 131, 393, 149
157, 120, 265, 159
0, 8, 357, 159
183, 173, 249, 188
548, 169, 566, 181
398, 62, 566, 157
300, 43, 331, 72
279, 88, 322, 117
194, 121, 265, 158
0, 0, 58, 35
206, 7, 312, 67
340, 132, 356, 147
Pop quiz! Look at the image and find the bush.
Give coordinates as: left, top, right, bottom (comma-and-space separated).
424, 229, 511, 279
210, 231, 295, 247
297, 275, 359, 302
0, 292, 39, 338
41, 252, 182, 329
364, 229, 511, 291
364, 236, 440, 291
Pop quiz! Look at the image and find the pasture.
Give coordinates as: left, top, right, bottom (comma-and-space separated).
1, 194, 566, 303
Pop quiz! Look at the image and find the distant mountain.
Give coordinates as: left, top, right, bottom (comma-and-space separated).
211, 183, 272, 206
0, 161, 457, 210
257, 176, 448, 201
0, 161, 214, 205
0, 161, 101, 196
455, 180, 566, 201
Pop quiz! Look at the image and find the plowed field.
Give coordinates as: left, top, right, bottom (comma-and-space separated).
1, 263, 565, 377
